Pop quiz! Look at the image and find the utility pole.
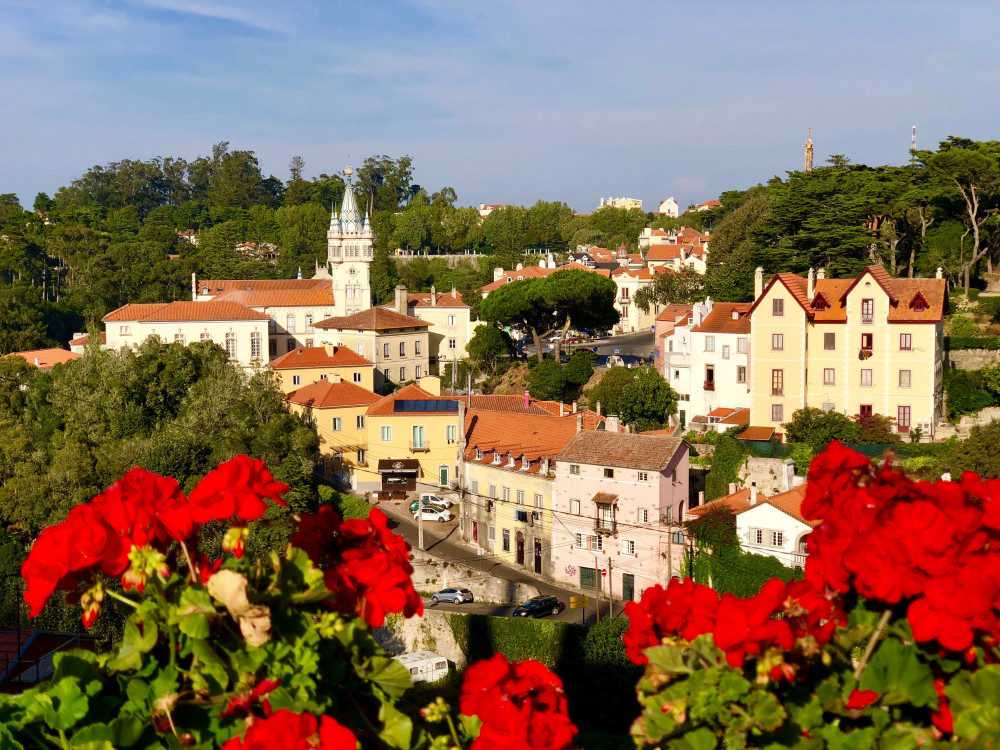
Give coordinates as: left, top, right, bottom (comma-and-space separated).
594, 554, 601, 623
418, 495, 425, 551
607, 556, 613, 618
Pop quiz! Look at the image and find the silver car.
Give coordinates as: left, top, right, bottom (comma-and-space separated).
431, 588, 474, 605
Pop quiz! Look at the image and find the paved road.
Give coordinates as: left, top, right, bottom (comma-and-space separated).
379, 499, 615, 624
523, 330, 656, 364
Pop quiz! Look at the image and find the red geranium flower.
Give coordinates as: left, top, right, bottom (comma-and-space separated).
845, 689, 879, 710
713, 579, 795, 668
221, 709, 355, 749
188, 455, 289, 524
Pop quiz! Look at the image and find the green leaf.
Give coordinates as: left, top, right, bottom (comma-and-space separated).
172, 586, 216, 639
671, 726, 718, 750
645, 644, 695, 676
70, 717, 143, 750
858, 638, 936, 707
37, 677, 89, 731
948, 665, 1000, 739
364, 655, 414, 699
378, 699, 413, 750
282, 547, 330, 603
746, 691, 787, 732
188, 638, 230, 691
106, 621, 158, 673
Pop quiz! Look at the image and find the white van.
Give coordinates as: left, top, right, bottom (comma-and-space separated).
393, 651, 450, 683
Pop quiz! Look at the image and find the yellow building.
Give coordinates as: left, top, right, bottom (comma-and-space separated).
267, 345, 375, 393
357, 379, 464, 495
746, 266, 947, 441
315, 286, 431, 392
461, 409, 586, 575
401, 287, 481, 373
284, 378, 382, 488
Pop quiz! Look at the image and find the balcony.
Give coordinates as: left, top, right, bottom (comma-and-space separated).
409, 440, 430, 453
703, 380, 715, 391
771, 388, 783, 396
861, 314, 874, 325
594, 510, 617, 535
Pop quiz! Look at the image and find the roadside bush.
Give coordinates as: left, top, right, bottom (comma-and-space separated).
945, 369, 997, 419
528, 357, 568, 401
703, 436, 749, 501
318, 484, 371, 519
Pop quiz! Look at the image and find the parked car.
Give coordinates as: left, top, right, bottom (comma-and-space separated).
419, 493, 453, 508
414, 507, 454, 523
512, 595, 565, 618
431, 587, 474, 605
408, 497, 452, 513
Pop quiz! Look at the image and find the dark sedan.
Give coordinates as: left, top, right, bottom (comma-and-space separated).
512, 595, 565, 618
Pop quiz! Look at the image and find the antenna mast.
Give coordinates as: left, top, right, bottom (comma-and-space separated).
910, 125, 917, 153
804, 128, 814, 172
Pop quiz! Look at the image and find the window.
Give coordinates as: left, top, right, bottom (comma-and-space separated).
621, 540, 636, 556
471, 480, 479, 495
399, 367, 406, 381
357, 343, 364, 357
415, 365, 422, 378
399, 342, 406, 357
898, 405, 911, 430
357, 449, 366, 464
353, 372, 362, 382
771, 369, 783, 396
448, 315, 456, 326
305, 314, 314, 333
415, 340, 422, 355
674, 370, 680, 380
383, 343, 390, 358
492, 453, 502, 465
861, 333, 873, 351
412, 425, 425, 449
570, 499, 581, 515
772, 298, 784, 317
286, 314, 295, 333
488, 484, 497, 499
250, 332, 262, 359
860, 369, 873, 387
771, 404, 784, 422
269, 316, 277, 332
382, 368, 390, 381
705, 336, 715, 352
859, 404, 873, 418
751, 529, 763, 545
737, 366, 747, 384
380, 425, 391, 442
603, 468, 614, 478
269, 339, 277, 357
502, 529, 510, 552
823, 368, 835, 386
913, 296, 927, 312
287, 339, 296, 352
573, 533, 586, 549
900, 333, 912, 351
488, 526, 495, 544
174, 333, 186, 344
292, 375, 301, 386
638, 471, 648, 482
225, 333, 237, 359
569, 464, 580, 475
824, 332, 836, 350
771, 333, 784, 351
638, 508, 649, 523
356, 415, 365, 429
305, 339, 313, 347
590, 535, 603, 552
502, 487, 510, 503
448, 338, 457, 350
534, 494, 543, 509
332, 417, 342, 432
861, 298, 874, 324
516, 490, 525, 505
200, 332, 211, 343
446, 424, 457, 443
671, 469, 678, 484
737, 337, 747, 353
771, 531, 784, 547
822, 402, 835, 412
722, 345, 730, 359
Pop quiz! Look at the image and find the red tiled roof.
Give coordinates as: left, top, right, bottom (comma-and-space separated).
697, 199, 722, 209
707, 407, 737, 418
480, 264, 609, 293
767, 484, 814, 526
738, 426, 776, 441
655, 303, 694, 323
592, 492, 619, 505
104, 301, 270, 322
640, 428, 676, 437
464, 409, 584, 469
284, 380, 381, 409
68, 332, 106, 347
556, 431, 685, 471
102, 303, 168, 322
469, 395, 555, 416
315, 307, 428, 331
407, 292, 469, 309
687, 488, 760, 518
720, 408, 750, 425
4, 348, 81, 368
691, 302, 751, 334
196, 278, 329, 295
366, 383, 457, 416
688, 484, 814, 527
212, 288, 336, 307
611, 266, 666, 280
267, 346, 374, 370
645, 244, 689, 261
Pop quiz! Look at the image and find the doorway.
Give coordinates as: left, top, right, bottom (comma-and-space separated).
472, 521, 478, 543
622, 573, 635, 602
516, 533, 525, 566
534, 539, 542, 574
439, 465, 449, 486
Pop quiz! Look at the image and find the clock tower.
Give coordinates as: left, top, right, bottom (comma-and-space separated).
327, 164, 374, 317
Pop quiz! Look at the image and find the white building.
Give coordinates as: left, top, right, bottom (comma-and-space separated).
658, 197, 679, 218
324, 165, 374, 317
660, 298, 751, 429
598, 196, 643, 211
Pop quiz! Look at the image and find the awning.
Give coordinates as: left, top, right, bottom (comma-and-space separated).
591, 492, 619, 505
377, 459, 421, 474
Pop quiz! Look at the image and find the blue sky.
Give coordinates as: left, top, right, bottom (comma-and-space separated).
2, 0, 999, 213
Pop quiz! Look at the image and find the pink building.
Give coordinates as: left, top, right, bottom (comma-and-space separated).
550, 432, 689, 602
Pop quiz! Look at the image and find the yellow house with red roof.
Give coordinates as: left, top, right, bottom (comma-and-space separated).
267, 345, 375, 393
397, 287, 480, 371
284, 378, 382, 487
747, 266, 947, 441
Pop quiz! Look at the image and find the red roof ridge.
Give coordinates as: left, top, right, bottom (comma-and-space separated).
284, 380, 382, 409
267, 346, 374, 369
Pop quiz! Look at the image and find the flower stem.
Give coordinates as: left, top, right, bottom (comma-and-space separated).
445, 714, 464, 749
105, 589, 139, 609
854, 608, 893, 680
179, 540, 197, 584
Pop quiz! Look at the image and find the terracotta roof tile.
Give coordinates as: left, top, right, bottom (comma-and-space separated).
691, 302, 751, 334
284, 380, 381, 409
738, 426, 776, 441
720, 408, 750, 425
212, 289, 336, 307
69, 332, 105, 346
102, 303, 168, 322
4, 348, 82, 368
766, 484, 815, 526
592, 492, 619, 505
407, 292, 469, 309
103, 301, 270, 322
707, 407, 737, 418
645, 244, 688, 261
687, 488, 760, 518
655, 303, 694, 323
697, 199, 722, 209
267, 346, 374, 370
315, 307, 428, 331
196, 278, 329, 295
556, 432, 685, 471
640, 428, 676, 436
688, 484, 814, 526
469, 395, 554, 415
464, 409, 584, 468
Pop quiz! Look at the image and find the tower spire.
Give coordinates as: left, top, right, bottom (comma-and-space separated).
804, 128, 814, 172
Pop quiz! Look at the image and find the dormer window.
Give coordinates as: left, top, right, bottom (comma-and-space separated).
731, 310, 739, 320
811, 293, 830, 311
911, 292, 929, 312
522, 457, 530, 471
507, 453, 515, 468
492, 453, 502, 465
475, 448, 483, 460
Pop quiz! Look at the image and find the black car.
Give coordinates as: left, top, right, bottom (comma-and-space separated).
512, 595, 565, 618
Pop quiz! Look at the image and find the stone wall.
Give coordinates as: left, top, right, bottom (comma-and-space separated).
955, 407, 1000, 437
410, 550, 540, 605
375, 611, 467, 668
947, 349, 1000, 371
738, 457, 800, 496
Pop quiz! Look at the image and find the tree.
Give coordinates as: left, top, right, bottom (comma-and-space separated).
478, 270, 618, 363
528, 358, 567, 401
585, 365, 677, 429
782, 407, 861, 453
467, 325, 515, 375
633, 268, 706, 313
482, 205, 529, 269
704, 187, 772, 302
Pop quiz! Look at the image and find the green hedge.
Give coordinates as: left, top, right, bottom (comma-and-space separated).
704, 436, 750, 501
945, 335, 1000, 351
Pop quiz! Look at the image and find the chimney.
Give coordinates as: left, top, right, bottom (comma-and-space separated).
430, 284, 437, 306
480, 203, 485, 211
936, 266, 943, 279
559, 402, 565, 417
524, 390, 530, 409
395, 285, 408, 316
34, 358, 40, 366
754, 267, 764, 301
596, 400, 602, 417
750, 482, 758, 505
572, 400, 578, 413
324, 343, 335, 356
330, 373, 342, 384
493, 267, 504, 282
728, 482, 738, 495
542, 457, 550, 475
817, 267, 826, 280
783, 459, 795, 491
191, 272, 197, 301
807, 268, 816, 301
515, 262, 523, 271
697, 490, 705, 507
606, 415, 621, 433
576, 414, 583, 433
458, 401, 467, 453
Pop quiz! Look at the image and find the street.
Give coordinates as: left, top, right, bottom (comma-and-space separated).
377, 498, 621, 624
523, 330, 656, 363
